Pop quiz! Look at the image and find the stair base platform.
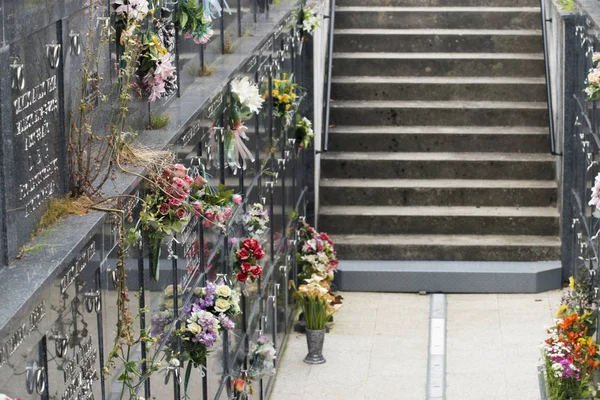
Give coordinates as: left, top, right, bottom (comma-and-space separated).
334, 260, 561, 293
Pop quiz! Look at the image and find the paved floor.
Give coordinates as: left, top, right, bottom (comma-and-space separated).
270, 290, 563, 400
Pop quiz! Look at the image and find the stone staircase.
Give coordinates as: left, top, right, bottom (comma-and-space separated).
319, 0, 562, 292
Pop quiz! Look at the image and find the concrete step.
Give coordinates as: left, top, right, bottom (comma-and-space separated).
332, 52, 545, 77
335, 7, 541, 30
331, 76, 546, 102
319, 205, 559, 235
333, 260, 561, 293
326, 126, 550, 153
331, 234, 560, 262
334, 29, 542, 53
320, 152, 555, 180
336, 0, 540, 7
320, 179, 557, 207
329, 100, 548, 127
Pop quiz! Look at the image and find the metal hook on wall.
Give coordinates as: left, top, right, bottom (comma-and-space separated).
70, 31, 81, 55
46, 43, 61, 69
11, 62, 25, 90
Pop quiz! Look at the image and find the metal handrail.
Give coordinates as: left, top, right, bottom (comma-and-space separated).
321, 0, 335, 153
540, 0, 562, 156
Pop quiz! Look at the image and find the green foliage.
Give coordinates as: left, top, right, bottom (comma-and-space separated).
558, 0, 574, 11
148, 112, 170, 130
177, 0, 206, 32
202, 184, 235, 207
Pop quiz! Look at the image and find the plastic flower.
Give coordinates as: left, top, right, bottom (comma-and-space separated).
589, 174, 600, 207
231, 77, 264, 113
155, 52, 177, 81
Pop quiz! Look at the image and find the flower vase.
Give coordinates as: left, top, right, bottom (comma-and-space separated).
248, 357, 275, 379
304, 328, 326, 364
148, 236, 162, 282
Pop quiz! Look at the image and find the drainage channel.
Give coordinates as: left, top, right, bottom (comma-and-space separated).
426, 294, 447, 400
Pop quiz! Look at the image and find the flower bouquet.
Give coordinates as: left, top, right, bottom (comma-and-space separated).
248, 335, 277, 379
585, 53, 600, 101
295, 115, 314, 150
139, 164, 206, 281
191, 184, 242, 232
296, 221, 339, 283
291, 275, 341, 364
226, 77, 264, 172
234, 238, 265, 283
151, 282, 240, 393
297, 7, 320, 37
177, 0, 214, 44
268, 72, 301, 127
139, 31, 177, 101
243, 203, 270, 240
541, 270, 600, 399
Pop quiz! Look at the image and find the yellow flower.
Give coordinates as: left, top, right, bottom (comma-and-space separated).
569, 276, 575, 292
272, 89, 279, 97
285, 104, 291, 111
280, 94, 291, 103
556, 304, 568, 317
290, 93, 296, 99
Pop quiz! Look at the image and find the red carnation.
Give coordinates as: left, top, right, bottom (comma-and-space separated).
237, 247, 250, 260
236, 272, 248, 283
241, 262, 252, 273
253, 246, 265, 260
175, 208, 187, 219
249, 265, 263, 278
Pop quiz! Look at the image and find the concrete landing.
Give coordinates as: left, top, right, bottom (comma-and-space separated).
333, 260, 562, 293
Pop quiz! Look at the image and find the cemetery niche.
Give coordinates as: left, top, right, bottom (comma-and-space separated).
0, 0, 319, 399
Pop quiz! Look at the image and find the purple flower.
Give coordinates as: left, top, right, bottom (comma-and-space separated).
218, 314, 235, 330
257, 335, 268, 345
150, 312, 171, 338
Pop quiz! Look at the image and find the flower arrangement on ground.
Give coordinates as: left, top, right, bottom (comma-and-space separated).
291, 275, 342, 364
234, 238, 265, 283
292, 275, 341, 330
177, 0, 214, 44
585, 53, 600, 101
296, 220, 339, 283
139, 164, 207, 281
226, 77, 264, 172
541, 269, 600, 399
248, 335, 277, 379
243, 203, 270, 239
295, 115, 314, 150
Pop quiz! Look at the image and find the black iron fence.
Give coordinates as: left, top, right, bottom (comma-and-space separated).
0, 1, 321, 399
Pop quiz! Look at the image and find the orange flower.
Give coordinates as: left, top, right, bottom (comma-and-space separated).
232, 379, 245, 393
559, 313, 579, 329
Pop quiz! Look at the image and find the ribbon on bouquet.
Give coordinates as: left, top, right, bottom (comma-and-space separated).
226, 120, 255, 174
203, 0, 231, 17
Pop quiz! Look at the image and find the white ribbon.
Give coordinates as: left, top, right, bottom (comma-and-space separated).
203, 0, 231, 17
